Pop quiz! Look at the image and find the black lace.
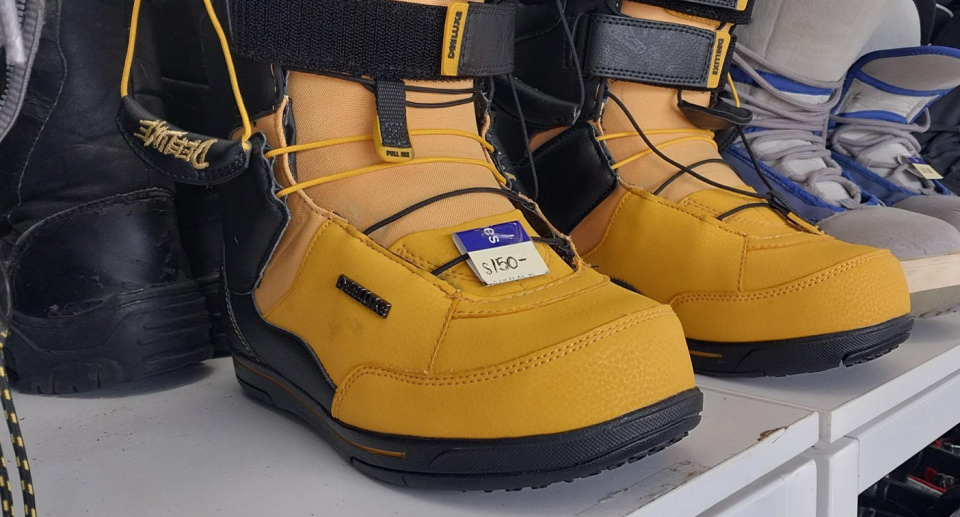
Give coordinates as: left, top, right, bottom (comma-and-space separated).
363, 185, 576, 277
316, 74, 579, 278
603, 91, 809, 228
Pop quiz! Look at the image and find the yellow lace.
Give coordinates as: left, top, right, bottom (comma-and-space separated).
268, 130, 505, 198
122, 0, 253, 149
122, 0, 502, 197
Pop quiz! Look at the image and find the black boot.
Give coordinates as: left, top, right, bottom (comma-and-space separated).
153, 0, 228, 355
916, 1, 960, 193
0, 0, 213, 393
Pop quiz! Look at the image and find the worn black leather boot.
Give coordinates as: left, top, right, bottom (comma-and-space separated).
0, 0, 213, 393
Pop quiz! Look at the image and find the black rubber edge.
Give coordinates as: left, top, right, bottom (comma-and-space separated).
689, 315, 914, 377
197, 271, 229, 356
233, 356, 702, 491
6, 281, 213, 393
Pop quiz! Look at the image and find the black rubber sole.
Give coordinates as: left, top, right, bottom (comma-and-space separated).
234, 356, 703, 491
689, 315, 914, 377
197, 272, 229, 357
6, 281, 214, 393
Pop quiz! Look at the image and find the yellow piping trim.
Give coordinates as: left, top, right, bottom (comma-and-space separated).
690, 351, 723, 359
277, 157, 505, 198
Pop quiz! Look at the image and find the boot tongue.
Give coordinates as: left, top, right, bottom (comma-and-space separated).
283, 72, 516, 249
601, 3, 746, 205
832, 47, 960, 190
389, 209, 574, 296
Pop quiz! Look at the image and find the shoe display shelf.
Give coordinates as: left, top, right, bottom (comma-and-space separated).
19, 314, 960, 517
23, 359, 818, 517
700, 312, 960, 517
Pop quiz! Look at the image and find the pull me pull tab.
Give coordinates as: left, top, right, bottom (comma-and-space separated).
374, 79, 414, 163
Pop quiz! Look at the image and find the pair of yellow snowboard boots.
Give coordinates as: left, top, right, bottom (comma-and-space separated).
118, 0, 911, 491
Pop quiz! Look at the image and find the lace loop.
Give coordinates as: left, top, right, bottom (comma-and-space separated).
732, 46, 864, 205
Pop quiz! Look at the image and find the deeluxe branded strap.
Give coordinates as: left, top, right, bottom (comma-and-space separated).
228, 0, 516, 80
626, 0, 753, 24
578, 14, 732, 90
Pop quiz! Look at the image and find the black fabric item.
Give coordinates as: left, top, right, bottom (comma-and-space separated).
227, 290, 338, 409
913, 0, 939, 44
579, 14, 724, 90
374, 80, 412, 152
492, 76, 581, 131
514, 122, 618, 234
228, 0, 514, 80
7, 189, 191, 317
117, 96, 252, 185
459, 3, 516, 76
217, 134, 288, 295
0, 0, 171, 239
680, 97, 752, 130
199, 0, 283, 139
627, 0, 753, 24
917, 6, 960, 191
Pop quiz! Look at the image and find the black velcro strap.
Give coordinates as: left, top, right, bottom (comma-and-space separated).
627, 0, 753, 24
229, 0, 515, 80
579, 14, 730, 90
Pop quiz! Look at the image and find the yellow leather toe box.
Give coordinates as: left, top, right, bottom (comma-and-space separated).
672, 248, 910, 342
331, 303, 695, 439
579, 187, 911, 344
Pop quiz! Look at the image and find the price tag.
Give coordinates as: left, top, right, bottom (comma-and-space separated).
453, 221, 550, 286
899, 156, 943, 180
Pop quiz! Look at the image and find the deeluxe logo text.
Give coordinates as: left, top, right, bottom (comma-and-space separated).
336, 275, 392, 318
712, 37, 726, 75
135, 119, 217, 170
447, 11, 463, 59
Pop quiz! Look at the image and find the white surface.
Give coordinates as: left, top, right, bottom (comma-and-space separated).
698, 314, 960, 442
802, 438, 860, 517
697, 457, 817, 517
852, 369, 960, 492
14, 358, 818, 517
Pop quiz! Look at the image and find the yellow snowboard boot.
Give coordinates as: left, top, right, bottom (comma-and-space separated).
495, 0, 913, 376
116, 0, 702, 490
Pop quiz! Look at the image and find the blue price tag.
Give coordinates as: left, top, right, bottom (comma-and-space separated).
452, 221, 549, 286
453, 221, 530, 253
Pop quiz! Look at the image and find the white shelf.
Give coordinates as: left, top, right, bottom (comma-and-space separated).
698, 456, 818, 517
851, 369, 960, 491
16, 358, 818, 517
697, 313, 960, 442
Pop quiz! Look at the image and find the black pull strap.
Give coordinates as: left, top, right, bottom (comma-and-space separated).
374, 80, 414, 162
